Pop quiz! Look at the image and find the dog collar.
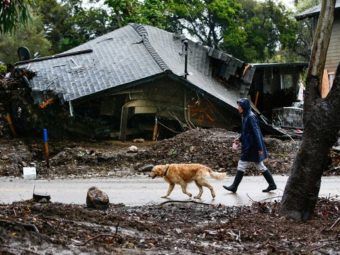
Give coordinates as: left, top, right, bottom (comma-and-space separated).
163, 165, 170, 177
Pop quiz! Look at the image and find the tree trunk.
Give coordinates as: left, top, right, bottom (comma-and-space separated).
280, 0, 339, 220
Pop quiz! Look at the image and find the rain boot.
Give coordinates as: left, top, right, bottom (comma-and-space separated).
262, 170, 277, 192
223, 171, 244, 193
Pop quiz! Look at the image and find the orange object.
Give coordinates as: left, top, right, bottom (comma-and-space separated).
321, 69, 330, 98
39, 98, 55, 109
44, 142, 50, 167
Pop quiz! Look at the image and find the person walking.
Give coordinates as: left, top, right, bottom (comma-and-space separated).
223, 98, 276, 193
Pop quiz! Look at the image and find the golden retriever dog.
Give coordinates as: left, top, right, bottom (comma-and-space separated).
149, 163, 226, 199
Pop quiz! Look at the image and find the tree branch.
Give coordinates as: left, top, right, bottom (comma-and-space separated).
306, 0, 335, 80
181, 22, 206, 44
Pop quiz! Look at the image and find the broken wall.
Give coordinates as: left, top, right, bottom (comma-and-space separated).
69, 76, 240, 140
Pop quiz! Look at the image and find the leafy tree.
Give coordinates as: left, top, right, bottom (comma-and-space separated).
294, 0, 320, 60
0, 15, 51, 64
0, 0, 32, 33
168, 0, 241, 48
62, 6, 116, 50
139, 0, 177, 31
33, 0, 70, 53
35, 0, 116, 53
222, 0, 298, 62
28, 0, 300, 63
105, 0, 178, 31
104, 0, 142, 27
151, 0, 298, 62
296, 0, 319, 10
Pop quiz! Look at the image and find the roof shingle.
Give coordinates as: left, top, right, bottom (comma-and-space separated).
18, 24, 250, 108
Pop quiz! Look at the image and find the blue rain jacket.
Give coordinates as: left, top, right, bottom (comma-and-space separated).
237, 98, 268, 162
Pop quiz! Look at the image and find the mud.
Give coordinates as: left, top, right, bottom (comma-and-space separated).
0, 198, 339, 254
0, 128, 338, 179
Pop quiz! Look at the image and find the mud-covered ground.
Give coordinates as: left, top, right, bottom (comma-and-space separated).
0, 128, 339, 254
0, 128, 339, 178
0, 198, 339, 255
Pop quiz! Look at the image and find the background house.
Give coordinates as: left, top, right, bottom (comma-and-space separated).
296, 0, 340, 96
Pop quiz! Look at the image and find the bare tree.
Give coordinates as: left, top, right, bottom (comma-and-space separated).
280, 0, 339, 220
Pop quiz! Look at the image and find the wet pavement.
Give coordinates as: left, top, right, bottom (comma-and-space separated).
0, 175, 339, 206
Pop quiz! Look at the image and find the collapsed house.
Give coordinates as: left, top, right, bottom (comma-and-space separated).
250, 63, 307, 115
13, 24, 254, 139
13, 23, 285, 140
250, 63, 307, 131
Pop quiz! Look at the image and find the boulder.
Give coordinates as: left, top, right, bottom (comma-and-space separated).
86, 186, 109, 210
127, 145, 138, 153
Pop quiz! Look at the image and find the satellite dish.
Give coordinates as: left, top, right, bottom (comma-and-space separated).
17, 47, 31, 61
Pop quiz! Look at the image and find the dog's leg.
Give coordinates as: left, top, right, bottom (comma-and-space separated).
179, 182, 192, 198
161, 183, 175, 198
194, 180, 203, 199
199, 180, 216, 199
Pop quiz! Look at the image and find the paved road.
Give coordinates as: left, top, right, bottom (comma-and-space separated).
0, 176, 339, 206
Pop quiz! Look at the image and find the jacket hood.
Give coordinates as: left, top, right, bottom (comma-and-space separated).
237, 98, 251, 115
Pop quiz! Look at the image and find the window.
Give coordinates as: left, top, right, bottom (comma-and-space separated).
280, 74, 293, 90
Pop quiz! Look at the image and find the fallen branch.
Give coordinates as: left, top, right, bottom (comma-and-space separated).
159, 200, 212, 206
227, 229, 242, 243
327, 217, 340, 231
74, 234, 116, 246
259, 196, 282, 202
246, 194, 282, 203
246, 194, 255, 202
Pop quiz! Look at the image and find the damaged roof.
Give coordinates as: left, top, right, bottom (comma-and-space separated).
296, 0, 340, 20
17, 24, 253, 109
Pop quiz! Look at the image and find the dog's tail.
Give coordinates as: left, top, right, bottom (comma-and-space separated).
207, 168, 226, 180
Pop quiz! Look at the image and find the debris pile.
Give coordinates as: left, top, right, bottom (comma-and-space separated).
0, 198, 338, 254
0, 68, 36, 138
0, 128, 339, 178
138, 128, 300, 176
0, 139, 32, 176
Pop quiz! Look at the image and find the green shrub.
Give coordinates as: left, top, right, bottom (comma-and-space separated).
0, 64, 6, 74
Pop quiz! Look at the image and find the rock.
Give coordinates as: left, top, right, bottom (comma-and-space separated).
86, 186, 109, 210
33, 192, 51, 203
138, 164, 154, 172
133, 138, 145, 143
127, 145, 138, 153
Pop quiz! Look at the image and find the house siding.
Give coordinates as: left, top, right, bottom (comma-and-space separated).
326, 17, 340, 74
